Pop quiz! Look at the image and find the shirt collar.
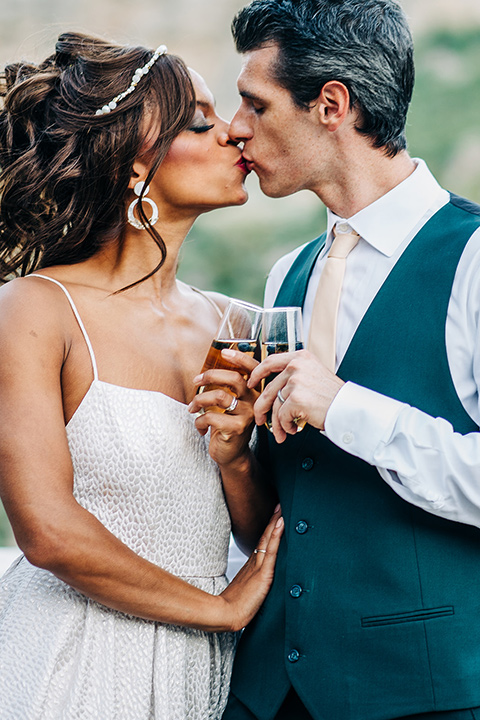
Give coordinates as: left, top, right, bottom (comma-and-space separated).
326, 159, 449, 257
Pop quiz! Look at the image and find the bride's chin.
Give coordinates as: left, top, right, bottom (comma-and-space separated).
215, 190, 249, 209
206, 184, 249, 209
233, 186, 249, 205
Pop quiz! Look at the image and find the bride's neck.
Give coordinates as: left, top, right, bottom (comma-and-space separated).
90, 215, 195, 296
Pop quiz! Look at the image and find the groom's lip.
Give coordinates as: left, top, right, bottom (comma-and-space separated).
243, 158, 255, 172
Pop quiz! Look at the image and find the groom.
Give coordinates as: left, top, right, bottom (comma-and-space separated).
223, 1, 480, 719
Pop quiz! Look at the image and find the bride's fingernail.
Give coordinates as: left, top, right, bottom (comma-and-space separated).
274, 503, 281, 513
276, 517, 284, 528
222, 349, 235, 358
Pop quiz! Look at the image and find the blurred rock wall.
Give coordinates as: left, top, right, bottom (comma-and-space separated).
0, 0, 479, 116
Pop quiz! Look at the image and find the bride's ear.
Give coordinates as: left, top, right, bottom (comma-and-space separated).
128, 159, 150, 190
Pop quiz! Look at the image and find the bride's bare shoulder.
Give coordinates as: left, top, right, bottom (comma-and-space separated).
0, 275, 72, 338
202, 290, 230, 314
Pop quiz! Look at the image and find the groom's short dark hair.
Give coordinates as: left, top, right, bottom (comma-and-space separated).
232, 0, 414, 157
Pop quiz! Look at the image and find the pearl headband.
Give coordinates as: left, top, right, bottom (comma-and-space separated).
95, 44, 168, 116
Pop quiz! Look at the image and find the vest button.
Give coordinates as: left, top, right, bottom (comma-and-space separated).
301, 457, 314, 471
288, 649, 300, 663
290, 584, 303, 598
295, 520, 308, 535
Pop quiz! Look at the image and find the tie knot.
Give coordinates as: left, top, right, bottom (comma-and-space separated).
329, 224, 360, 259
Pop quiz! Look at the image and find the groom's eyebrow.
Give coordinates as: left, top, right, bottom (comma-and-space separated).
239, 90, 264, 103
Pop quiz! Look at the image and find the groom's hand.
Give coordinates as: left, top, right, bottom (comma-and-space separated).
248, 349, 344, 443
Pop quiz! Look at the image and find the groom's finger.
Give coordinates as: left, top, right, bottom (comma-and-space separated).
248, 351, 298, 388
270, 396, 288, 444
253, 372, 288, 426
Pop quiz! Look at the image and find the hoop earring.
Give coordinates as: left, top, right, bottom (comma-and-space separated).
127, 181, 159, 230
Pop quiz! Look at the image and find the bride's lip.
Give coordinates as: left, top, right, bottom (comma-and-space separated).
235, 156, 251, 174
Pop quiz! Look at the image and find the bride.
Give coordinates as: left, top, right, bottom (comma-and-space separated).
0, 32, 281, 719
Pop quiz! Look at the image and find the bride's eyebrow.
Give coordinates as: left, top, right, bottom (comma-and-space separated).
196, 99, 216, 112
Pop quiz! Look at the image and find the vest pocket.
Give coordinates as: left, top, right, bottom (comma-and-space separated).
361, 606, 454, 628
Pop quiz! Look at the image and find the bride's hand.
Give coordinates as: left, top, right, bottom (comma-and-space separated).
219, 505, 284, 632
188, 350, 259, 468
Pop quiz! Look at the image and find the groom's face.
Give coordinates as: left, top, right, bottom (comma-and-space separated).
229, 44, 322, 198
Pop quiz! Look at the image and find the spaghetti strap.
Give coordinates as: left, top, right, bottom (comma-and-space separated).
29, 274, 99, 381
190, 286, 224, 319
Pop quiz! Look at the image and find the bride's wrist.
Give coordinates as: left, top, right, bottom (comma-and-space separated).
218, 447, 253, 475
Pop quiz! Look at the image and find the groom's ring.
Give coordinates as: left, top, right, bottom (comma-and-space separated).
277, 389, 286, 404
254, 549, 267, 554
225, 395, 238, 413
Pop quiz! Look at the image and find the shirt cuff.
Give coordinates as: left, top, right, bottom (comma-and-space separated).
324, 382, 408, 464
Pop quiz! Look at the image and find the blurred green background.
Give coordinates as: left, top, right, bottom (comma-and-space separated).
0, 0, 480, 544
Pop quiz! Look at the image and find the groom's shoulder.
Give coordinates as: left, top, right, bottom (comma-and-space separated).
269, 234, 326, 278
449, 192, 480, 217
265, 236, 324, 306
270, 243, 309, 276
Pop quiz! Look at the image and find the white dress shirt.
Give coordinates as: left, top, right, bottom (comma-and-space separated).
264, 159, 480, 528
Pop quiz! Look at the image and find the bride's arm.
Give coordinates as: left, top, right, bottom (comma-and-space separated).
0, 280, 282, 632
189, 350, 278, 556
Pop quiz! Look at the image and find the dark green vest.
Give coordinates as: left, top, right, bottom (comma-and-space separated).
228, 197, 480, 720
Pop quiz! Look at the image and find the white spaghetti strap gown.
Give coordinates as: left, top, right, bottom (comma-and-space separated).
0, 275, 236, 720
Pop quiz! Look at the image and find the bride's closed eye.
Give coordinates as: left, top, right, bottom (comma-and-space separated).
189, 122, 215, 134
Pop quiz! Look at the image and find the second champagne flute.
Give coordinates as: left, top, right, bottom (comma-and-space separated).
262, 306, 305, 431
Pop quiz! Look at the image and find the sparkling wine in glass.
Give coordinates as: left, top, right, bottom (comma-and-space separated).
198, 299, 263, 413
261, 306, 305, 432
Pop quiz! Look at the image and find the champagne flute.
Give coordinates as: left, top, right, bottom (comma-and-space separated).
262, 306, 305, 432
198, 299, 263, 413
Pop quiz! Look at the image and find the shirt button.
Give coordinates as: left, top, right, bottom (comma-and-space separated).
335, 222, 351, 234
295, 521, 308, 535
288, 649, 300, 663
342, 432, 354, 445
290, 584, 303, 598
301, 457, 314, 471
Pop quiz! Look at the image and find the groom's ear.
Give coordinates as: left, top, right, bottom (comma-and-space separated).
316, 81, 351, 132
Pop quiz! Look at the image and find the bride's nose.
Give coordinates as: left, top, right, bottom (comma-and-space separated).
217, 117, 237, 146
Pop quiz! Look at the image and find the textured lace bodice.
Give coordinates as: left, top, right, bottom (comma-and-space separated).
68, 379, 231, 577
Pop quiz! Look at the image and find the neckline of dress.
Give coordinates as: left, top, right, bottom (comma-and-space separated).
66, 378, 189, 430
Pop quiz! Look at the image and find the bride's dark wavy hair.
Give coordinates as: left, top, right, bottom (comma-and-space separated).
0, 32, 196, 284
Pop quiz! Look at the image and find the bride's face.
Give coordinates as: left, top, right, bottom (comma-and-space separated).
150, 70, 250, 214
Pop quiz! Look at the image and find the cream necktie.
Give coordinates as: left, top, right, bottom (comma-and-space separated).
307, 223, 360, 371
